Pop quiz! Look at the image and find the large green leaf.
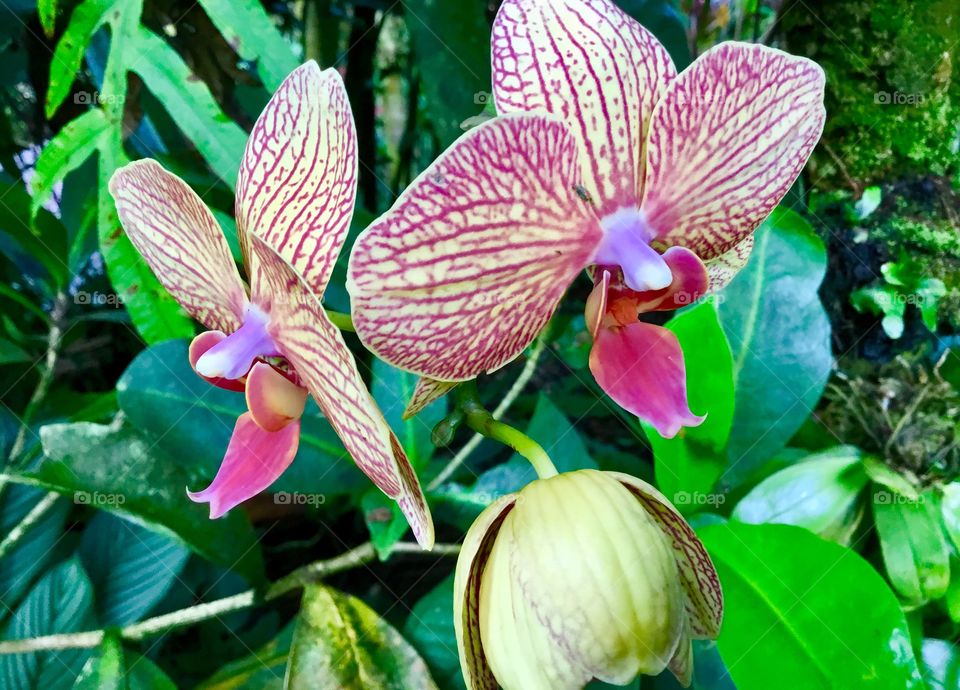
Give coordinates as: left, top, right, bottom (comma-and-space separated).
698, 522, 924, 690
732, 446, 868, 544
940, 481, 960, 552
650, 301, 734, 512
0, 484, 70, 616
24, 420, 264, 582
196, 624, 292, 690
717, 208, 832, 486
874, 489, 950, 604
0, 558, 96, 690
403, 575, 464, 690
116, 339, 367, 497
407, 0, 492, 146
372, 359, 446, 470
78, 512, 190, 626
195, 0, 299, 92
0, 175, 69, 289
287, 584, 438, 690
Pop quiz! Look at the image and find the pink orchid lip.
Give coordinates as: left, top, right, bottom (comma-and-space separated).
593, 207, 672, 293
246, 361, 308, 432
195, 304, 280, 381
189, 331, 247, 392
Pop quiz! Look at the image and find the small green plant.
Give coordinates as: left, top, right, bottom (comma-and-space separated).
850, 254, 946, 338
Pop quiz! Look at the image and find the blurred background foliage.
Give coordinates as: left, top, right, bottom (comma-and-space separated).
0, 0, 958, 688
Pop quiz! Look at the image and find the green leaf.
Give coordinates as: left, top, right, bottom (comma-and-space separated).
132, 26, 248, 187
854, 185, 883, 219
650, 301, 734, 511
46, 0, 120, 117
287, 584, 439, 690
116, 339, 367, 497
124, 654, 178, 690
922, 639, 960, 690
31, 109, 110, 220
717, 208, 832, 487
403, 575, 465, 690
732, 446, 868, 544
362, 489, 411, 560
407, 0, 492, 146
874, 489, 950, 604
73, 633, 123, 690
862, 455, 920, 499
79, 511, 190, 626
0, 558, 96, 690
0, 338, 30, 365
941, 482, 960, 552
0, 485, 70, 615
194, 0, 299, 92
850, 285, 906, 339
0, 175, 69, 288
196, 624, 292, 690
698, 522, 924, 690
38, 0, 58, 37
25, 420, 264, 582
372, 359, 446, 470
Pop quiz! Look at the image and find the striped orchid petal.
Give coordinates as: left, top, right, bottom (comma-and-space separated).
249, 235, 434, 548
668, 620, 694, 687
609, 472, 723, 639
236, 61, 357, 295
109, 160, 247, 333
492, 0, 676, 215
403, 377, 459, 420
642, 43, 825, 260
347, 114, 603, 382
705, 234, 754, 292
454, 496, 518, 690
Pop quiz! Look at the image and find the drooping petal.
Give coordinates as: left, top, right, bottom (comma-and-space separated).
189, 332, 246, 392
608, 471, 723, 640
246, 362, 308, 432
109, 159, 247, 333
187, 412, 299, 519
667, 619, 694, 687
492, 0, 676, 214
236, 61, 357, 296
403, 377, 459, 420
347, 114, 602, 382
642, 42, 825, 260
454, 496, 518, 690
249, 235, 434, 548
589, 321, 704, 437
705, 234, 754, 292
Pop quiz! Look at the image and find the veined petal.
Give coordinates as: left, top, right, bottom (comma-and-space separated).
705, 234, 754, 292
236, 61, 357, 295
492, 0, 676, 214
608, 471, 723, 640
454, 496, 518, 690
643, 43, 825, 260
246, 362, 308, 432
187, 412, 299, 519
667, 619, 694, 687
589, 322, 704, 437
189, 332, 246, 392
249, 235, 434, 548
109, 160, 247, 333
585, 269, 611, 338
403, 377, 459, 420
629, 246, 709, 313
347, 114, 602, 382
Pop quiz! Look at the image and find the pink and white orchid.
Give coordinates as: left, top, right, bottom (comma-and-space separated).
347, 0, 825, 438
109, 62, 433, 548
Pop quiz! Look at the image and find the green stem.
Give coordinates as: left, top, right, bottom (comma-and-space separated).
325, 309, 354, 332
456, 382, 558, 479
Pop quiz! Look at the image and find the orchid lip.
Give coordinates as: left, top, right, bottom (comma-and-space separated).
594, 207, 672, 293
195, 304, 280, 380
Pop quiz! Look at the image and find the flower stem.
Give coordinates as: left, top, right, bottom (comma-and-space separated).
456, 381, 558, 479
325, 309, 355, 332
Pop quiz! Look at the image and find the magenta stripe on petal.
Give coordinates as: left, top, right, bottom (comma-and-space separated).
492, 0, 676, 214
347, 114, 603, 382
589, 321, 704, 438
705, 234, 754, 292
236, 61, 357, 296
188, 412, 299, 519
403, 377, 459, 420
249, 235, 434, 549
109, 160, 247, 333
642, 43, 825, 260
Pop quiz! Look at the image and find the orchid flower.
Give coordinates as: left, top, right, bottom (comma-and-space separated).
347, 0, 825, 437
109, 62, 433, 548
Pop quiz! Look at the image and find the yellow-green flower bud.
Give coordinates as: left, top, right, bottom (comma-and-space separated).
454, 469, 722, 690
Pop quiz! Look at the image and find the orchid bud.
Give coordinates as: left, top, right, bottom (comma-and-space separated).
455, 469, 723, 690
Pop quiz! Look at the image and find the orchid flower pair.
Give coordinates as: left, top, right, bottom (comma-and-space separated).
109, 64, 433, 548
348, 0, 825, 438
